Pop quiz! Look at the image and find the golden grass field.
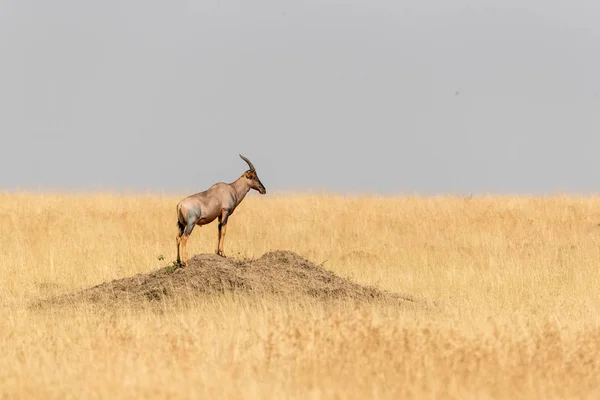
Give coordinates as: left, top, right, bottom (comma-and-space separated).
2, 192, 600, 399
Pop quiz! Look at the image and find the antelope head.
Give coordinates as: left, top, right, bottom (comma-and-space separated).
240, 154, 266, 194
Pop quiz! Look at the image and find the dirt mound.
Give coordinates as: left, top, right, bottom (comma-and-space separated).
41, 251, 416, 306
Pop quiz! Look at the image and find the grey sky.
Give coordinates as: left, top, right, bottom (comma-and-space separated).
1, 0, 599, 195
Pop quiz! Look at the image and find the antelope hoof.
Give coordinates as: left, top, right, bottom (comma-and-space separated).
216, 250, 226, 258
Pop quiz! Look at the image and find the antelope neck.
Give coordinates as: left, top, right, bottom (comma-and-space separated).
230, 176, 251, 204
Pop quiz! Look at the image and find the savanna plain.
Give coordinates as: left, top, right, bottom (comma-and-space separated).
1, 193, 600, 399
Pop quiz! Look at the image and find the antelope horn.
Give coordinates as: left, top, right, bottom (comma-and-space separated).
239, 154, 255, 171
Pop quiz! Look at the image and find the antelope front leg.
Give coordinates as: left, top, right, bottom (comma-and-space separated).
216, 215, 222, 255
217, 224, 228, 257
216, 211, 229, 257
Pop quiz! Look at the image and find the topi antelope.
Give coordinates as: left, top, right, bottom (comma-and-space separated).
175, 154, 266, 265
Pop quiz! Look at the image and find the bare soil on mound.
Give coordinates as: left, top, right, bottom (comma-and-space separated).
41, 250, 416, 306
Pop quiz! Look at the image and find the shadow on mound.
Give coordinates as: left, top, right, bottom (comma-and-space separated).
40, 250, 418, 307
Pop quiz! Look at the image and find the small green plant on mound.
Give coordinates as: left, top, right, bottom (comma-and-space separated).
164, 260, 184, 274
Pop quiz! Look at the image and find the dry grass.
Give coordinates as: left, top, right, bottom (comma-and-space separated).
2, 192, 600, 399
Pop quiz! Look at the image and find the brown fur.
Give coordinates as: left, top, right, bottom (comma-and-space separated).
175, 155, 266, 265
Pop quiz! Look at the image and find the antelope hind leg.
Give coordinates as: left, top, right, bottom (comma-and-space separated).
181, 235, 189, 265
176, 235, 181, 264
